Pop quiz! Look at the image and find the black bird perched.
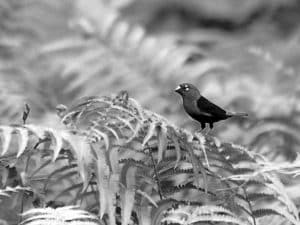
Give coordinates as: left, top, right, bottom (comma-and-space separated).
175, 83, 248, 130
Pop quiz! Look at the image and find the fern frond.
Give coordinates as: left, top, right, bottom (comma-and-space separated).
252, 208, 280, 218
120, 166, 137, 225
162, 205, 250, 225
0, 185, 31, 198
1, 93, 299, 225
245, 192, 276, 202
150, 199, 180, 225
0, 125, 93, 169
162, 182, 215, 198
252, 206, 300, 225
20, 206, 103, 225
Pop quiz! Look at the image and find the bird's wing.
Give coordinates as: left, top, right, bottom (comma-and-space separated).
197, 96, 227, 117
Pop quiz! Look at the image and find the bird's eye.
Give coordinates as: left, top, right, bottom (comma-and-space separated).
183, 85, 189, 91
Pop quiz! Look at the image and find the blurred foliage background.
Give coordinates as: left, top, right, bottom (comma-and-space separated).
1, 0, 300, 222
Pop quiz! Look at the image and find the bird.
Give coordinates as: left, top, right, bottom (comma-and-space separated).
175, 83, 248, 130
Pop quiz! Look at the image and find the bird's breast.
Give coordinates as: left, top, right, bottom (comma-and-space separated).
183, 99, 200, 116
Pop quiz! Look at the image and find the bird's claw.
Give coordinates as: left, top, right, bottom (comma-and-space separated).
195, 127, 211, 136
204, 128, 210, 135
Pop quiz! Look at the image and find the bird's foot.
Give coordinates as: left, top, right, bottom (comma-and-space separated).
195, 128, 203, 134
195, 127, 210, 136
204, 128, 211, 135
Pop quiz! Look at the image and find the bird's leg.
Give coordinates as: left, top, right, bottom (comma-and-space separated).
205, 123, 214, 135
196, 123, 206, 133
204, 124, 210, 135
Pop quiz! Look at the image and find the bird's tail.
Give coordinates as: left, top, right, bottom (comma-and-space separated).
226, 112, 248, 117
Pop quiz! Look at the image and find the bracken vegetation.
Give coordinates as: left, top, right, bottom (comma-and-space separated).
1, 0, 300, 225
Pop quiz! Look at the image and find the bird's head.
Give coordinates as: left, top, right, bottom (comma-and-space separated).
175, 83, 201, 99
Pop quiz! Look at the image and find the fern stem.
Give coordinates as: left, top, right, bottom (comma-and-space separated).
19, 154, 31, 223
243, 187, 256, 225
184, 141, 208, 194
79, 174, 95, 206
33, 137, 51, 149
149, 148, 163, 200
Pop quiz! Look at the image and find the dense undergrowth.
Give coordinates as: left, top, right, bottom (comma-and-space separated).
1, 0, 300, 225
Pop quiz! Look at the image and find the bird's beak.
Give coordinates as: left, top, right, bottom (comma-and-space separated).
175, 85, 181, 93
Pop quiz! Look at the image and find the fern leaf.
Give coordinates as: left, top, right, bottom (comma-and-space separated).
252, 208, 280, 218
24, 124, 46, 139
44, 164, 77, 188
264, 175, 299, 220
136, 189, 157, 207
0, 126, 13, 156
127, 120, 142, 143
246, 192, 275, 202
92, 143, 110, 219
46, 128, 64, 162
121, 167, 137, 225
171, 133, 181, 168
30, 159, 52, 178
162, 183, 214, 197
0, 186, 31, 198
91, 128, 110, 150
168, 214, 249, 225
15, 127, 29, 157
157, 124, 168, 163
63, 133, 93, 188
185, 143, 208, 192
108, 146, 120, 174
21, 206, 102, 225
151, 199, 179, 225
104, 126, 121, 145
163, 205, 250, 225
259, 207, 300, 225
116, 116, 135, 132
107, 175, 118, 225
119, 159, 150, 170
129, 97, 145, 120
53, 182, 84, 202
142, 121, 157, 147
194, 132, 209, 167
